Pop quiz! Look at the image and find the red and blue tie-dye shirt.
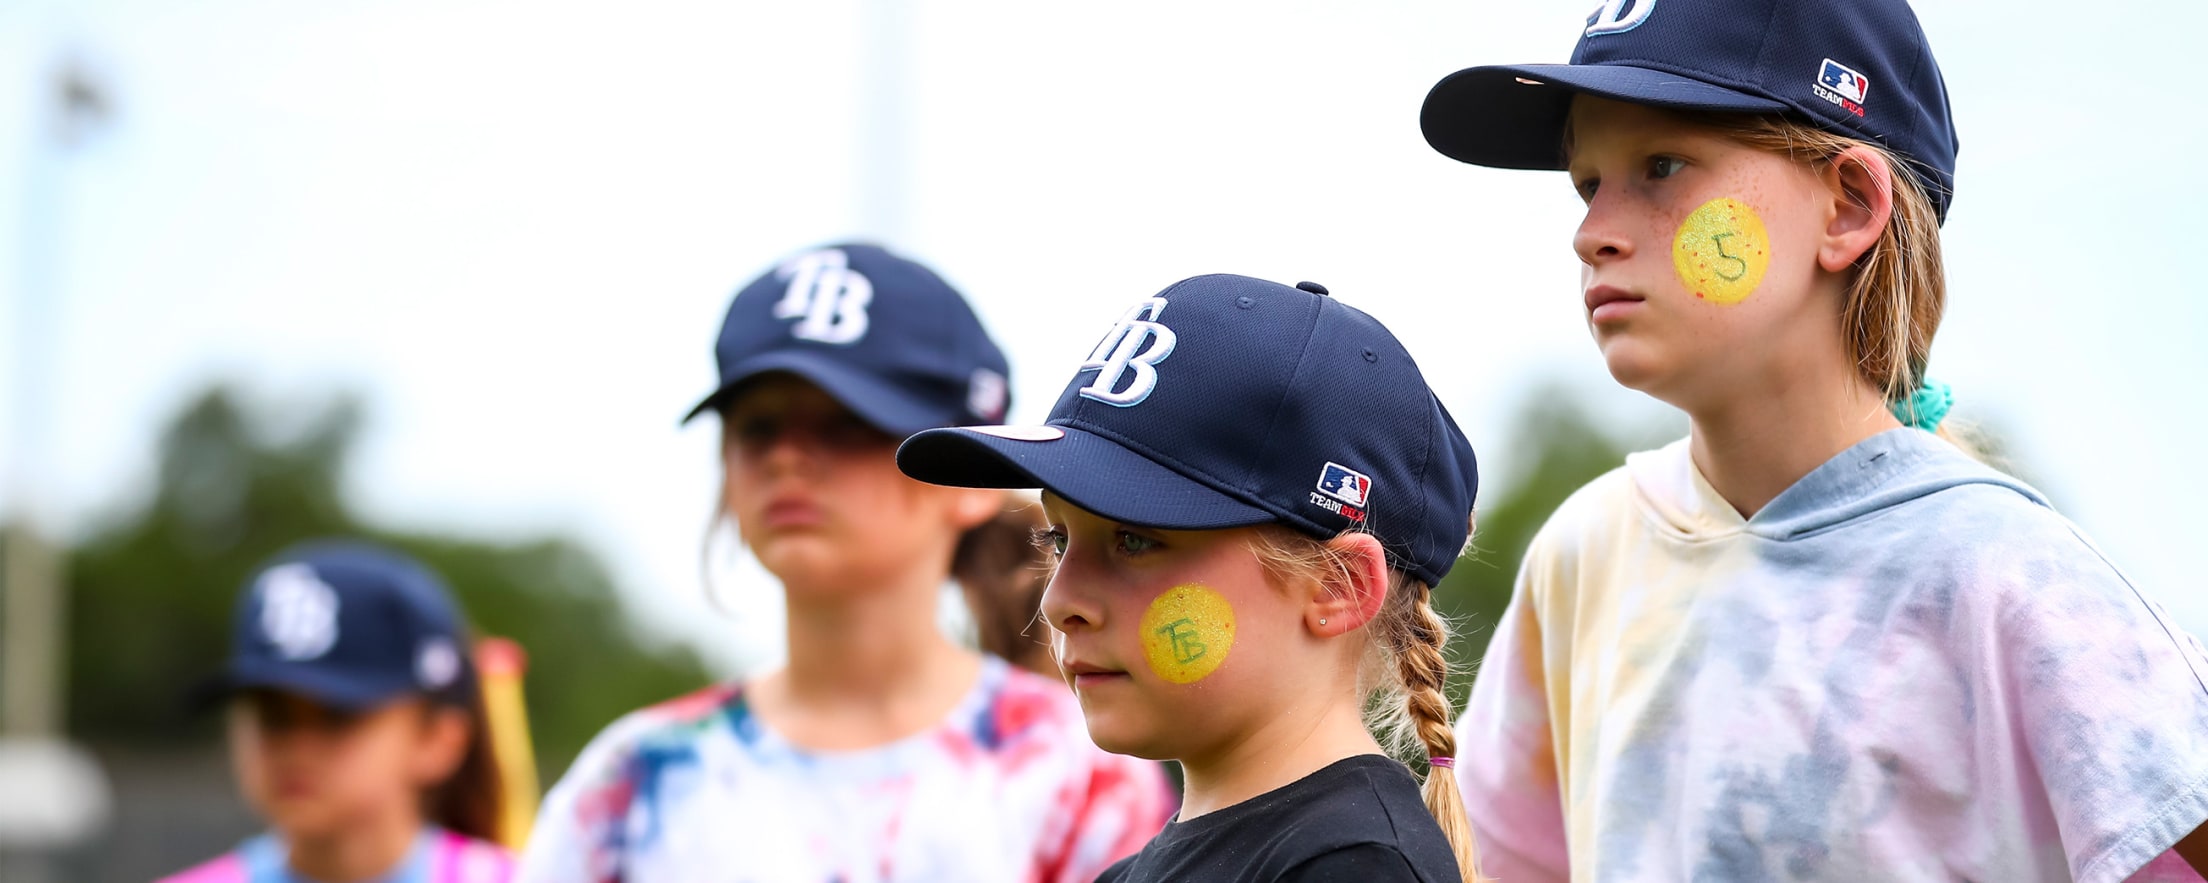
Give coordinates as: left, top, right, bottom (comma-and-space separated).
517, 656, 1174, 883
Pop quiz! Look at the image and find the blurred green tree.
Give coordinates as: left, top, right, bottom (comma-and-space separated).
64, 385, 713, 780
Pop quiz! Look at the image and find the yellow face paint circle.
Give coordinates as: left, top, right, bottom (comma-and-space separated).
1671, 197, 1771, 305
1138, 584, 1235, 685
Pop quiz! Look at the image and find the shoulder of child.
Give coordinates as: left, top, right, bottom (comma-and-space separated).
1284, 759, 1452, 869
525, 678, 745, 867
1892, 446, 2208, 880
153, 852, 247, 883
564, 680, 744, 777
436, 831, 517, 883
1524, 459, 1639, 554
1278, 842, 1431, 883
1887, 448, 2139, 603
1504, 452, 1643, 595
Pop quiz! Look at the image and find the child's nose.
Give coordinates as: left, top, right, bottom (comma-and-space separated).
1038, 568, 1100, 634
1572, 199, 1635, 266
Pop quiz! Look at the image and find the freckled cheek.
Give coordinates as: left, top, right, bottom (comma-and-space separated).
1670, 196, 1774, 306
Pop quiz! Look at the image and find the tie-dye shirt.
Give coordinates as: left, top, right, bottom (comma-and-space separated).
517, 656, 1174, 883
1456, 429, 2208, 883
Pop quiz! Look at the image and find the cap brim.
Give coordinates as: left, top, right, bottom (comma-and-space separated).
682, 350, 949, 436
898, 425, 1277, 531
187, 662, 412, 715
1421, 63, 1788, 169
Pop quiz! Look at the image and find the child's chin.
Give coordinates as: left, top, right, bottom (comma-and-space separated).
1078, 712, 1177, 760
264, 803, 340, 837
1599, 343, 1673, 396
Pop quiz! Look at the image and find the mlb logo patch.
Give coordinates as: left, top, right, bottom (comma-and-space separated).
1317, 462, 1372, 507
1813, 59, 1869, 117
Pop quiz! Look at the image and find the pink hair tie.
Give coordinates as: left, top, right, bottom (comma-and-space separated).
1428, 756, 1455, 769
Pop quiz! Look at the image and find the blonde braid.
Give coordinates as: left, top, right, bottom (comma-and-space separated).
1250, 527, 1492, 882
1389, 587, 1488, 882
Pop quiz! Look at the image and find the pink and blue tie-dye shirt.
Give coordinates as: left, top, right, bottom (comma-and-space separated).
517, 656, 1174, 883
1456, 429, 2208, 882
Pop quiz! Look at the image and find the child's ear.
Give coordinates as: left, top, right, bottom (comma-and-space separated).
943, 487, 1011, 532
1307, 532, 1390, 637
1818, 145, 1896, 273
411, 703, 473, 787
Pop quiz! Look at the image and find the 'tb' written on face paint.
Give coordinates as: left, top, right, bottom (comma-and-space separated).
1156, 618, 1206, 664
1139, 584, 1236, 684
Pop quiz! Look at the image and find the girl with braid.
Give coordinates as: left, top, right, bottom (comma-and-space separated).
898, 273, 1489, 882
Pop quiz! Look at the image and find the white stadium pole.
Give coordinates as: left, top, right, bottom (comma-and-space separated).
0, 53, 114, 883
856, 0, 915, 249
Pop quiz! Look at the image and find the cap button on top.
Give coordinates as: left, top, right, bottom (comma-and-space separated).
1295, 281, 1329, 296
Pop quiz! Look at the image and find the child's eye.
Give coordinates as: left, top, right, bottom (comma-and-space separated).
1572, 176, 1599, 204
1648, 155, 1686, 179
1033, 527, 1067, 557
1113, 530, 1161, 556
816, 413, 891, 452
733, 415, 781, 449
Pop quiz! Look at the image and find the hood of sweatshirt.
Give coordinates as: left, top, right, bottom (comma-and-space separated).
1626, 427, 2049, 542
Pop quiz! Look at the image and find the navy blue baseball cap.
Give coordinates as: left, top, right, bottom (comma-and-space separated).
198, 541, 475, 711
682, 243, 1012, 435
897, 275, 1479, 588
1421, 0, 1959, 220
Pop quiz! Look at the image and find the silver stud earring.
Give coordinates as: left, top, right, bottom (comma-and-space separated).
1319, 618, 1328, 626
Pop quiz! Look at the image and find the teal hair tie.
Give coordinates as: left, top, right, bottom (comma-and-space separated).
1891, 378, 1953, 431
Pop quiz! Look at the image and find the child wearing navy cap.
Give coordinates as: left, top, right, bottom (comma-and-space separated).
1420, 0, 2208, 879
899, 274, 1487, 882
518, 244, 1172, 883
161, 541, 512, 883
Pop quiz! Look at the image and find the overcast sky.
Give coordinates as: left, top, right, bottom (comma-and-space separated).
2, 0, 2201, 674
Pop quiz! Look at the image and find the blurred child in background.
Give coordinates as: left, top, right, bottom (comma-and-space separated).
162, 541, 512, 883
518, 243, 1173, 883
953, 496, 1058, 679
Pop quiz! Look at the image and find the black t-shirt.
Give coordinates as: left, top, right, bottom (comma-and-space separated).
1095, 754, 1460, 883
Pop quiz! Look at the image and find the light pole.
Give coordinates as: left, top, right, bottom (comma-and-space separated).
0, 55, 114, 882
4, 54, 105, 748
856, 0, 913, 248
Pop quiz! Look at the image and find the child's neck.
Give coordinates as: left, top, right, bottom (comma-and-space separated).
758, 563, 980, 750
285, 807, 422, 883
1686, 371, 1902, 519
1173, 692, 1383, 820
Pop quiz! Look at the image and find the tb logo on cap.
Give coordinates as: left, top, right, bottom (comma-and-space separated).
774, 249, 873, 345
259, 564, 340, 661
1584, 0, 1655, 36
1079, 297, 1176, 407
